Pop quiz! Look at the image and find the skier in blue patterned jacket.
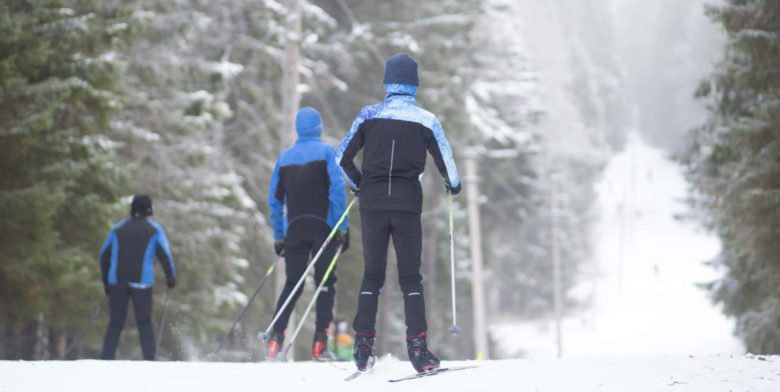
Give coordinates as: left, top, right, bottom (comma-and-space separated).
99, 194, 175, 360
266, 107, 350, 360
336, 53, 462, 373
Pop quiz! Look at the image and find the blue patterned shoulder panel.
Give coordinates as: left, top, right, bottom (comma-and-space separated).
335, 103, 383, 189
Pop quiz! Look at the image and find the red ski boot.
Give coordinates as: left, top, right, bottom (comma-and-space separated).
265, 331, 284, 361
312, 331, 335, 361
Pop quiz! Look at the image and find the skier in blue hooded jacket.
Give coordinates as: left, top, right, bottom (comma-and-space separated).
336, 53, 462, 373
266, 107, 350, 360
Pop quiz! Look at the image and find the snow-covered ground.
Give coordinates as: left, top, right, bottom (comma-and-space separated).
493, 134, 743, 359
2, 354, 778, 392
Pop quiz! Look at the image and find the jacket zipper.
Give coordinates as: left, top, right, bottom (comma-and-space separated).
388, 139, 396, 195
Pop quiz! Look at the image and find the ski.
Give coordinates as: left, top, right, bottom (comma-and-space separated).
315, 356, 349, 371
388, 365, 477, 383
345, 355, 375, 381
344, 370, 369, 381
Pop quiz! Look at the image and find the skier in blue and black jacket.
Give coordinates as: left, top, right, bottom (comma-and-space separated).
99, 194, 175, 360
336, 53, 462, 373
266, 107, 350, 360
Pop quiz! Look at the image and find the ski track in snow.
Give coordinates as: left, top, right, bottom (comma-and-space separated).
2, 355, 778, 392
492, 134, 743, 359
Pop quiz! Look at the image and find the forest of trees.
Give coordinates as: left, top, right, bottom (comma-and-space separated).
0, 0, 610, 361
682, 0, 780, 354
2, 0, 778, 361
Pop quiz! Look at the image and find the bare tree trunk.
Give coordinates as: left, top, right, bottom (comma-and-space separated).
21, 320, 37, 359
35, 313, 50, 359
51, 326, 66, 359
0, 309, 7, 358
275, 0, 302, 340
280, 0, 301, 150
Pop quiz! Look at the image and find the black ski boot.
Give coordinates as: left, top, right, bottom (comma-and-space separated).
312, 331, 334, 361
353, 334, 376, 371
407, 332, 440, 373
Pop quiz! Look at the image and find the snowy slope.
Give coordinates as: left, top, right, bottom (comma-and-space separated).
2, 355, 778, 392
493, 134, 742, 359
566, 133, 742, 358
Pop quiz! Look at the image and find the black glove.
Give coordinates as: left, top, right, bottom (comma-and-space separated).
166, 276, 176, 289
337, 229, 350, 253
350, 187, 360, 198
274, 239, 286, 257
446, 183, 462, 196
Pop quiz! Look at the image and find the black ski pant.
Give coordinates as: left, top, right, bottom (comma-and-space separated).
100, 285, 155, 360
353, 211, 426, 337
272, 220, 339, 335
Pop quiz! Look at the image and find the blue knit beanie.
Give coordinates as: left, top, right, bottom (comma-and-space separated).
295, 107, 322, 137
383, 53, 419, 87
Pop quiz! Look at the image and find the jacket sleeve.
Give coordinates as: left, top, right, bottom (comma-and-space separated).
336, 115, 366, 191
326, 147, 349, 232
99, 230, 115, 286
154, 226, 176, 280
268, 159, 286, 240
426, 118, 461, 189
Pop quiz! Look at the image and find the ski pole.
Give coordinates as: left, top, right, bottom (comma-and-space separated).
281, 246, 343, 358
447, 192, 461, 335
208, 257, 281, 359
261, 198, 356, 342
154, 289, 171, 360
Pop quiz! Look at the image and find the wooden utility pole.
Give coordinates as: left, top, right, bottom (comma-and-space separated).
274, 0, 302, 358
280, 0, 301, 148
550, 173, 563, 358
460, 147, 518, 359
463, 149, 489, 359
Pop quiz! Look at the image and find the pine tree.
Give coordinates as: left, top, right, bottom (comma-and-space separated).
0, 0, 132, 359
682, 0, 780, 353
106, 0, 275, 360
